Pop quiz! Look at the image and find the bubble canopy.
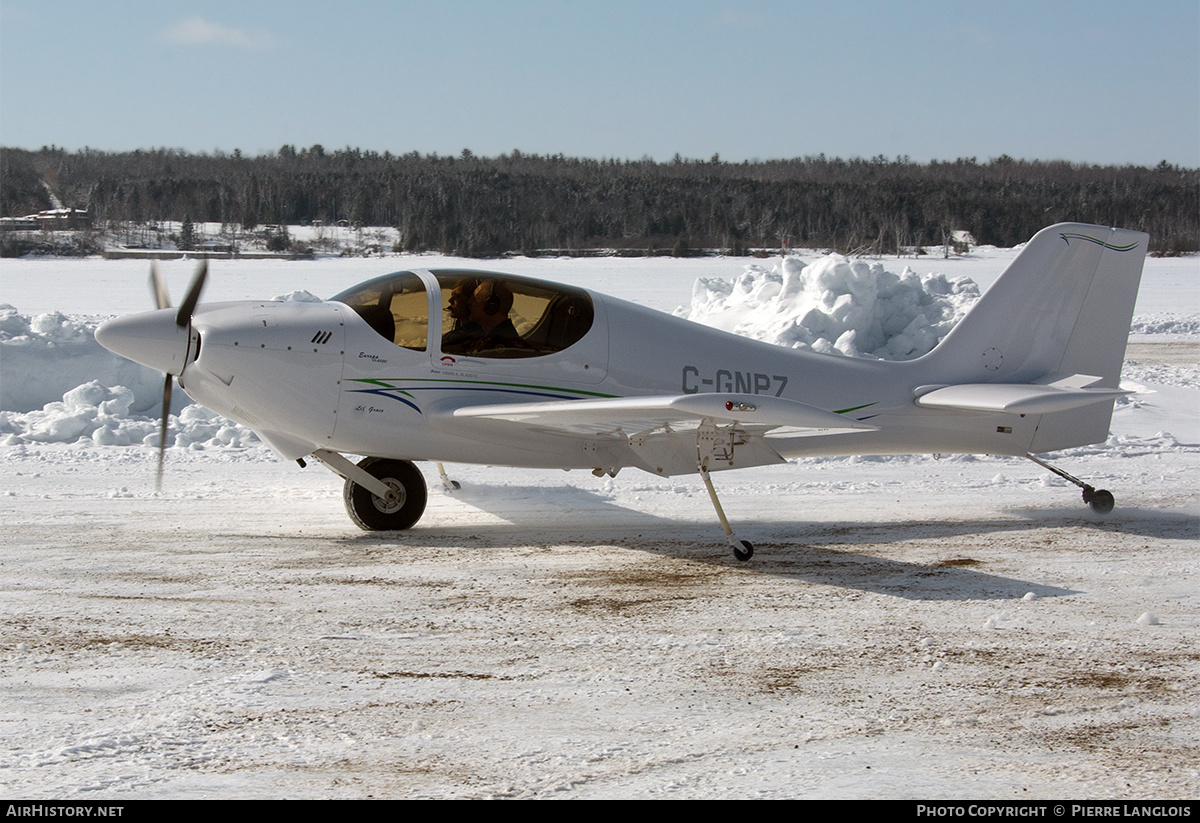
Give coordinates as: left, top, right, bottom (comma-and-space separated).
330, 270, 596, 359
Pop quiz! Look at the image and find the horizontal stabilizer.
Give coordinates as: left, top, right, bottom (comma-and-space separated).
914, 375, 1129, 415
442, 393, 878, 436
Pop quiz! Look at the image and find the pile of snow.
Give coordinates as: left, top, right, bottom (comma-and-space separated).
271, 289, 324, 303
1129, 314, 1200, 337
680, 255, 980, 360
0, 380, 259, 449
0, 304, 164, 413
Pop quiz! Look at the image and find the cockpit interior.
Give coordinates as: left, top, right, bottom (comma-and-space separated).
331, 270, 596, 359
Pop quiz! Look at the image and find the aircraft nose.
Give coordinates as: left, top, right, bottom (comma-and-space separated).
95, 308, 193, 375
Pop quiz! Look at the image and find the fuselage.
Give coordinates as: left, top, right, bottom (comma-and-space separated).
148, 268, 1043, 474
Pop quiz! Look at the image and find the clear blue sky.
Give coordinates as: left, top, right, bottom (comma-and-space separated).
2, 0, 1196, 166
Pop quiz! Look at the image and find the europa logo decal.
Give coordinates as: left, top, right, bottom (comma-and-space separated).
1060, 232, 1139, 252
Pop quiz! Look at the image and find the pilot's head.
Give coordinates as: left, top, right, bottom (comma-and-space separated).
447, 278, 478, 322
471, 279, 514, 324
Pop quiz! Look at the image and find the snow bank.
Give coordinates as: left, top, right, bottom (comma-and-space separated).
271, 289, 324, 303
680, 255, 979, 359
0, 305, 164, 413
1130, 314, 1200, 337
0, 379, 259, 449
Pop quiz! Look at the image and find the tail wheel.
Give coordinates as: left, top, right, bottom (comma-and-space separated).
344, 457, 427, 531
1086, 488, 1115, 515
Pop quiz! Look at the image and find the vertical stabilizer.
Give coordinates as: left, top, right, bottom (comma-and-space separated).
923, 222, 1148, 451
927, 223, 1147, 385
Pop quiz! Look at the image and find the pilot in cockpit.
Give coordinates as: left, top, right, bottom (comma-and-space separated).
469, 279, 519, 346
441, 278, 481, 352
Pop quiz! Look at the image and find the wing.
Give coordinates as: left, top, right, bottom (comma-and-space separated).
442, 392, 877, 433
436, 393, 877, 476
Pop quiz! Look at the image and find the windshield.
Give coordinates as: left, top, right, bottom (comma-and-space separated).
331, 271, 428, 351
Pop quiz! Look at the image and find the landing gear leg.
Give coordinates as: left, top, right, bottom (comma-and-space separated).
436, 462, 461, 491
699, 460, 754, 561
1025, 453, 1115, 514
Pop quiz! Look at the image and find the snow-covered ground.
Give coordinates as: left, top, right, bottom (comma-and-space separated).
0, 244, 1197, 799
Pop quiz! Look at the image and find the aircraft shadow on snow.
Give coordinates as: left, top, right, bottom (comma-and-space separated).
330, 485, 1197, 601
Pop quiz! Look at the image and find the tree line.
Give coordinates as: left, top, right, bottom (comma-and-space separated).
2, 145, 1195, 256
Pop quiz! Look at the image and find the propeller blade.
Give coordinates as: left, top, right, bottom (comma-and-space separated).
156, 374, 173, 491
150, 262, 172, 310
175, 260, 208, 327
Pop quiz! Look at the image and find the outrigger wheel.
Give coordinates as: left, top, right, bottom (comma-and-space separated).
732, 540, 754, 562
343, 456, 427, 530
697, 462, 755, 561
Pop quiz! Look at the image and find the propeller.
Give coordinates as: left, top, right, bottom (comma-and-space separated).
148, 260, 207, 489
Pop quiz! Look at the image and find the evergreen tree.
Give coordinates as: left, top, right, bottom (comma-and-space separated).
179, 216, 195, 250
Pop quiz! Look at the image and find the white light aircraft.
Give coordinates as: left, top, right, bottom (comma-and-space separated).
96, 222, 1148, 560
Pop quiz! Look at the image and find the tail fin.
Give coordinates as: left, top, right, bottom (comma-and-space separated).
927, 223, 1147, 384
924, 222, 1148, 451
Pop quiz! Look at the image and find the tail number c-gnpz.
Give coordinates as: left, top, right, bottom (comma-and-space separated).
682, 366, 788, 397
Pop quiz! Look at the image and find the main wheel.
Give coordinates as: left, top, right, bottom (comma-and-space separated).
344, 457, 427, 531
